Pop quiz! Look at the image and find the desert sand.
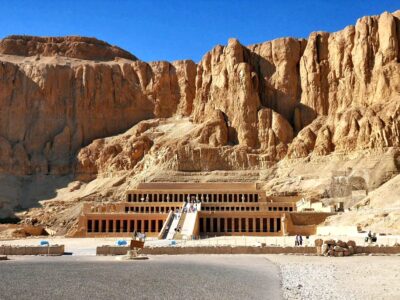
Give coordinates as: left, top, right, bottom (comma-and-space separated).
268, 255, 400, 300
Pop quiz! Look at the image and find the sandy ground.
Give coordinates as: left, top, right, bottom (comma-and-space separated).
267, 255, 400, 300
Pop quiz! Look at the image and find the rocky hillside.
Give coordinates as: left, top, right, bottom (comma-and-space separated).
0, 11, 399, 233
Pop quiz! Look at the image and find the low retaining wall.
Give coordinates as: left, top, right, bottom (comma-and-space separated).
97, 246, 130, 256
355, 246, 400, 254
0, 245, 64, 256
96, 246, 317, 256
97, 245, 400, 256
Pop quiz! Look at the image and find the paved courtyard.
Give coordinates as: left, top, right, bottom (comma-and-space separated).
0, 255, 282, 300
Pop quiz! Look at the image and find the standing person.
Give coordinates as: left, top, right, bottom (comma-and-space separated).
367, 231, 373, 243
295, 235, 299, 246
299, 235, 303, 246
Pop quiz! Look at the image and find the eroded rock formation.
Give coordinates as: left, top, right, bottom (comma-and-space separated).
0, 11, 399, 229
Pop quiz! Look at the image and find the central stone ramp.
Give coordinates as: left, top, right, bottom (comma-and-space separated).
181, 203, 201, 239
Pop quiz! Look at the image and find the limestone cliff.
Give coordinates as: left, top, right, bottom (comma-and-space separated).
0, 11, 399, 233
0, 36, 196, 176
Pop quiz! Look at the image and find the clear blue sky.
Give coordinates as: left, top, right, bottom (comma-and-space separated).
0, 1, 398, 62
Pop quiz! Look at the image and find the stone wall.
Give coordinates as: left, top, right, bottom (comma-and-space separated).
96, 245, 317, 255
96, 245, 400, 256
0, 245, 64, 255
355, 246, 400, 254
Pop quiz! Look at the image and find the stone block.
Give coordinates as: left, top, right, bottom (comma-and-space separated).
314, 239, 323, 247
321, 244, 328, 255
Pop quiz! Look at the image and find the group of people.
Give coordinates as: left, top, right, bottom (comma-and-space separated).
132, 230, 146, 241
184, 202, 198, 213
295, 234, 303, 246
365, 231, 377, 243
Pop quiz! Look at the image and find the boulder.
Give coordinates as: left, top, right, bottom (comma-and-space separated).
321, 244, 328, 255
347, 240, 357, 248
324, 239, 336, 246
334, 246, 345, 252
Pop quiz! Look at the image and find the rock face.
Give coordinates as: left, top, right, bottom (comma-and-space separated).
298, 12, 400, 127
0, 41, 196, 175
0, 11, 400, 225
0, 35, 137, 61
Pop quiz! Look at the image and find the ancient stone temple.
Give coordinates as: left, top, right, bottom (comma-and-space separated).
73, 183, 333, 238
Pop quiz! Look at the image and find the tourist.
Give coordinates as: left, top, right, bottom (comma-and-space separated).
299, 235, 303, 246
366, 231, 373, 243
372, 233, 377, 243
295, 235, 299, 246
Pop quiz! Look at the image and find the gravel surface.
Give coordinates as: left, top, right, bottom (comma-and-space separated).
267, 255, 400, 300
0, 255, 282, 300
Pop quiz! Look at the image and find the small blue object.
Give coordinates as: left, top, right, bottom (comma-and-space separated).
116, 240, 127, 246
170, 240, 176, 246
40, 240, 49, 246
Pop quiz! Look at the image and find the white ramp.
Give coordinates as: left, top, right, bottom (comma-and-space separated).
181, 203, 201, 238
166, 213, 181, 240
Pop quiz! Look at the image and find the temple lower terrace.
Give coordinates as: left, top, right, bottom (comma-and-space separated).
73, 183, 334, 238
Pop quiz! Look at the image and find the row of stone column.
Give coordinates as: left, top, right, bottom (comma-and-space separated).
268, 206, 294, 212
125, 205, 180, 213
127, 193, 259, 203
202, 206, 260, 212
200, 217, 281, 233
87, 218, 164, 233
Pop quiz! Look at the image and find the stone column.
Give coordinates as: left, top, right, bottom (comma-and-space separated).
203, 218, 207, 233
282, 215, 287, 235
245, 218, 249, 232
266, 218, 270, 233
217, 218, 221, 233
